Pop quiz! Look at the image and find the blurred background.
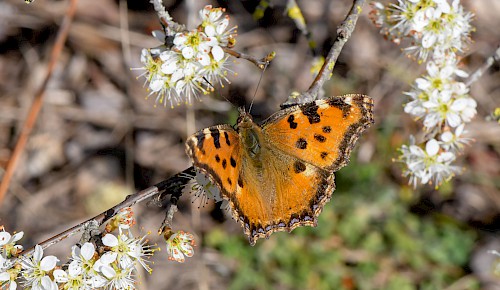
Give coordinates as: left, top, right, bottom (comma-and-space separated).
0, 0, 499, 289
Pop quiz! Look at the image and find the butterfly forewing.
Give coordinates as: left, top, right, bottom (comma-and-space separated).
262, 94, 374, 172
185, 125, 242, 195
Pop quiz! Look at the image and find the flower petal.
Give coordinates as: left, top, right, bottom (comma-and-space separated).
0, 232, 11, 246
53, 269, 68, 283
102, 234, 119, 247
68, 260, 83, 276
0, 272, 10, 281
426, 139, 440, 156
182, 47, 195, 59
40, 255, 59, 271
33, 245, 43, 263
81, 242, 95, 261
100, 265, 116, 279
211, 45, 224, 62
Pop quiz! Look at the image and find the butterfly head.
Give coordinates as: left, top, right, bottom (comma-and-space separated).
236, 108, 255, 130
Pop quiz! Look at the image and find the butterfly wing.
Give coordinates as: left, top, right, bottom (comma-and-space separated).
186, 95, 374, 246
240, 145, 336, 245
233, 94, 373, 244
262, 94, 374, 172
185, 125, 242, 196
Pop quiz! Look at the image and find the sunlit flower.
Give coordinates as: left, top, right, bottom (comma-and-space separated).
165, 231, 195, 263
440, 123, 472, 152
372, 0, 473, 61
199, 5, 237, 47
106, 207, 136, 234
199, 52, 233, 91
0, 231, 24, 258
21, 245, 59, 290
101, 233, 155, 274
68, 243, 107, 289
173, 30, 213, 62
372, 0, 474, 187
139, 5, 236, 107
53, 263, 89, 290
399, 138, 461, 188
0, 255, 19, 290
100, 264, 135, 290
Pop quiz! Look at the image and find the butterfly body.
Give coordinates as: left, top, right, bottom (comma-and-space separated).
186, 94, 374, 245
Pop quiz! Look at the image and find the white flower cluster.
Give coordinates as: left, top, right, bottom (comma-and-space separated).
0, 230, 23, 290
370, 0, 473, 61
139, 5, 237, 108
370, 0, 475, 188
0, 206, 198, 290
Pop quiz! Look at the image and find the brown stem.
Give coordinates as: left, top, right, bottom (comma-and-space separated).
465, 45, 500, 87
301, 0, 366, 101
223, 47, 275, 70
15, 167, 195, 258
0, 0, 79, 204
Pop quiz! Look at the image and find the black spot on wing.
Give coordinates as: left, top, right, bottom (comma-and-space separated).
320, 152, 328, 159
224, 131, 231, 146
196, 134, 205, 154
210, 128, 221, 149
215, 154, 220, 162
227, 178, 232, 186
287, 115, 298, 129
322, 126, 331, 133
296, 138, 307, 149
230, 157, 237, 167
293, 161, 306, 173
314, 134, 326, 143
300, 102, 321, 124
222, 159, 227, 169
327, 97, 351, 118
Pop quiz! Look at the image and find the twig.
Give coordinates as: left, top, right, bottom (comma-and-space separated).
465, 45, 500, 87
223, 47, 275, 70
15, 167, 196, 258
0, 0, 79, 204
300, 0, 366, 102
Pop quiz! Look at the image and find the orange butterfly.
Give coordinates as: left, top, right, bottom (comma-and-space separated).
186, 94, 374, 245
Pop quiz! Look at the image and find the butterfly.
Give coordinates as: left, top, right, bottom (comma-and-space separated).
186, 94, 374, 245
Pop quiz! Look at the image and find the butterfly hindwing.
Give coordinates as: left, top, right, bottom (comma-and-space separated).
262, 94, 374, 172
232, 141, 336, 245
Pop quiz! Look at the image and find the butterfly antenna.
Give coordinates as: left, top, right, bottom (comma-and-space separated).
248, 60, 270, 114
203, 77, 236, 109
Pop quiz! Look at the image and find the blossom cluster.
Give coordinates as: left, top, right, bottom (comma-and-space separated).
139, 4, 237, 108
0, 207, 195, 290
370, 0, 475, 188
370, 0, 473, 62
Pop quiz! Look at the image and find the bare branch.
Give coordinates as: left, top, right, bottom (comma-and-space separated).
295, 0, 366, 103
223, 47, 275, 70
15, 167, 195, 259
465, 45, 500, 87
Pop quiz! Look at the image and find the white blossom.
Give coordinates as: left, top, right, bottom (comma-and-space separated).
139, 5, 236, 107
21, 245, 59, 290
165, 231, 195, 263
399, 138, 461, 188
